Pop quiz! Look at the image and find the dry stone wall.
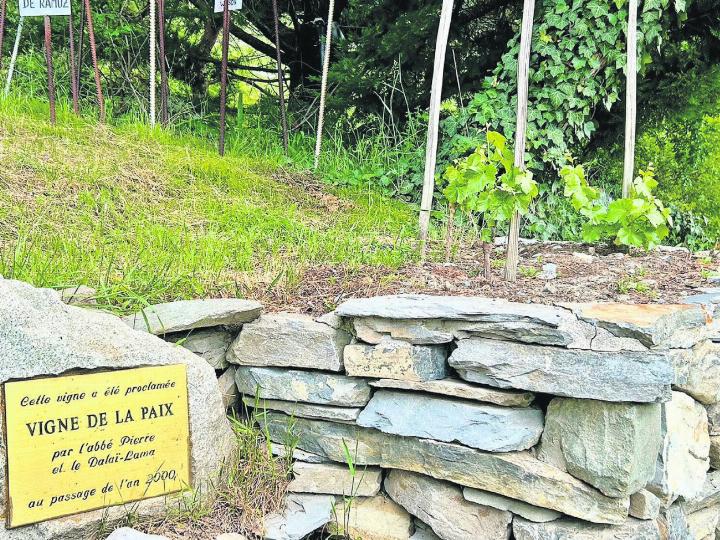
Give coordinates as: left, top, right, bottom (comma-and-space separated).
130, 291, 720, 540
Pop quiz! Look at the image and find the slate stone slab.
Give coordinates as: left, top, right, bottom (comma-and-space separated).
243, 396, 361, 423
0, 279, 234, 539
537, 398, 662, 497
105, 528, 168, 540
123, 298, 262, 334
449, 338, 674, 402
629, 489, 661, 520
270, 443, 328, 464
167, 328, 232, 369
512, 517, 666, 540
234, 366, 372, 406
227, 313, 350, 372
263, 494, 334, 540
330, 495, 413, 540
352, 315, 595, 348
680, 470, 720, 515
368, 378, 534, 407
648, 391, 710, 505
686, 505, 720, 540
344, 339, 447, 382
568, 302, 709, 348
463, 488, 561, 523
384, 470, 512, 540
217, 366, 239, 410
261, 413, 630, 524
357, 390, 543, 451
676, 341, 720, 405
289, 462, 382, 497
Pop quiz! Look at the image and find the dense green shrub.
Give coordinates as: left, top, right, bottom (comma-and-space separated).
587, 66, 720, 248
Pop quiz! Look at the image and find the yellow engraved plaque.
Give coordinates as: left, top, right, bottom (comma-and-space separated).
3, 365, 191, 528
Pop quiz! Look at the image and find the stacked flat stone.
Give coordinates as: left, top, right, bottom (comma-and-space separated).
131, 293, 720, 540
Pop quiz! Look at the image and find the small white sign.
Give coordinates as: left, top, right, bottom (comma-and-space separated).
19, 0, 70, 16
214, 0, 241, 13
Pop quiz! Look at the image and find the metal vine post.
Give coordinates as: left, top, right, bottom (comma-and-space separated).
272, 0, 288, 154
69, 8, 80, 114
622, 0, 638, 198
218, 0, 230, 156
313, 0, 335, 170
43, 16, 56, 124
83, 0, 104, 122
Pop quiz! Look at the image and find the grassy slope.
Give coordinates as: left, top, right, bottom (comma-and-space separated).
0, 99, 418, 314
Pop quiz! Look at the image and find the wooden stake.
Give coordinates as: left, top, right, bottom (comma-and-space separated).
157, 0, 168, 126
83, 0, 105, 122
622, 0, 638, 198
313, 0, 335, 170
419, 0, 454, 258
69, 7, 79, 114
0, 0, 7, 72
4, 17, 22, 96
218, 0, 230, 156
503, 0, 536, 282
272, 0, 288, 154
149, 0, 156, 126
44, 16, 56, 124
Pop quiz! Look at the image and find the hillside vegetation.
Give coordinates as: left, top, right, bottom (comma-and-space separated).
0, 99, 418, 314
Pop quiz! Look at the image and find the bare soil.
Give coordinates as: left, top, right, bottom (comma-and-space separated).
251, 240, 719, 315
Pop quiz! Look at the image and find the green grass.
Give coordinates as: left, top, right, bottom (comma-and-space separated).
0, 97, 420, 314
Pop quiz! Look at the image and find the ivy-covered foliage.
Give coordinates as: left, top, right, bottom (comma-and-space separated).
440, 0, 688, 172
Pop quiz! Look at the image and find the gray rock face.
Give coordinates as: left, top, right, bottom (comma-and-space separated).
648, 391, 710, 505
344, 340, 447, 382
331, 495, 413, 540
368, 378, 534, 407
270, 444, 328, 464
262, 414, 629, 524
234, 366, 371, 406
289, 462, 382, 497
568, 302, 709, 348
0, 279, 234, 538
680, 470, 720, 514
629, 490, 661, 520
243, 396, 361, 423
710, 436, 720, 469
537, 398, 662, 497
352, 315, 595, 348
686, 505, 720, 540
337, 295, 570, 324
512, 517, 666, 540
227, 313, 350, 372
384, 470, 512, 540
676, 342, 720, 405
357, 390, 543, 452
218, 366, 239, 409
167, 328, 232, 369
411, 521, 441, 540
123, 298, 262, 334
463, 489, 561, 523
263, 494, 334, 540
706, 403, 720, 435
449, 338, 674, 402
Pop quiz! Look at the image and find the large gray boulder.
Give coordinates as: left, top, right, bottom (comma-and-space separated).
512, 517, 666, 539
234, 366, 371, 406
0, 279, 234, 538
368, 378, 534, 407
449, 338, 674, 402
384, 470, 512, 540
357, 390, 543, 452
537, 398, 662, 497
680, 470, 720, 514
123, 298, 261, 334
647, 391, 710, 505
344, 339, 447, 381
262, 414, 629, 524
227, 313, 350, 371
